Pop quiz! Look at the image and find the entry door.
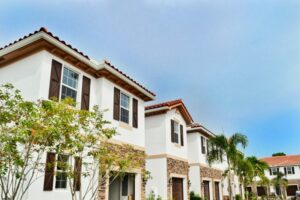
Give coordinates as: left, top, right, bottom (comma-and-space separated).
172, 178, 184, 200
203, 181, 210, 200
109, 174, 135, 200
214, 182, 220, 200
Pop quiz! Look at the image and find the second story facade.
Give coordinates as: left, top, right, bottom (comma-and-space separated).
0, 27, 155, 148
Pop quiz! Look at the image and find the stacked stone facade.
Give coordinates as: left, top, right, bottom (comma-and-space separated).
98, 142, 146, 200
200, 166, 224, 200
167, 157, 190, 200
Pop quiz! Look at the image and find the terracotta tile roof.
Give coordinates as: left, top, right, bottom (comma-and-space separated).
261, 155, 300, 167
145, 99, 183, 110
145, 99, 193, 124
0, 27, 155, 97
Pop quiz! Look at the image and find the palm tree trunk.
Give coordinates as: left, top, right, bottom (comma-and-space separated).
227, 160, 233, 200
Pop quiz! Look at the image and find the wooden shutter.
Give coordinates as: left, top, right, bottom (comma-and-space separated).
284, 167, 287, 175
113, 87, 120, 120
292, 167, 295, 174
180, 125, 184, 146
201, 136, 206, 154
122, 175, 128, 196
81, 76, 91, 110
73, 157, 82, 191
171, 120, 175, 143
132, 98, 138, 128
269, 169, 272, 176
43, 152, 56, 191
48, 60, 62, 100
277, 168, 279, 174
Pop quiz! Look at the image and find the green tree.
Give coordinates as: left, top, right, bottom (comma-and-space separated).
236, 155, 254, 200
0, 83, 143, 200
272, 172, 288, 200
207, 133, 248, 200
272, 152, 286, 157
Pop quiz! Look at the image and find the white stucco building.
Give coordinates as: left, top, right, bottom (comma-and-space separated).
258, 155, 300, 198
145, 99, 193, 200
0, 27, 155, 200
187, 123, 243, 200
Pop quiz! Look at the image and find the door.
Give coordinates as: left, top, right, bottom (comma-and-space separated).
172, 178, 184, 200
287, 185, 298, 196
214, 182, 220, 200
109, 174, 135, 200
203, 181, 210, 200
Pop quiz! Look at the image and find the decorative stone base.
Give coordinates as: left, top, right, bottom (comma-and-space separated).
200, 166, 223, 200
98, 143, 146, 200
167, 157, 190, 200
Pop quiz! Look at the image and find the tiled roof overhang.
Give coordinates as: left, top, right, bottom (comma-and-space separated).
187, 123, 215, 138
145, 99, 194, 125
261, 155, 300, 167
0, 27, 155, 101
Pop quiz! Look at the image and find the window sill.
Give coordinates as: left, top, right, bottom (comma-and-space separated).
119, 121, 132, 131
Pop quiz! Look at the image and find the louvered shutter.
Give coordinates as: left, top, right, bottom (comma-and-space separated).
81, 76, 91, 110
292, 167, 295, 174
180, 125, 184, 146
113, 88, 120, 120
201, 137, 206, 154
48, 60, 62, 100
269, 169, 272, 176
43, 152, 56, 191
284, 167, 287, 175
73, 157, 82, 191
132, 98, 138, 128
277, 168, 279, 174
171, 120, 175, 142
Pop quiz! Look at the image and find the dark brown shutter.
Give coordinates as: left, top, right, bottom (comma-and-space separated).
113, 88, 120, 120
122, 175, 128, 196
81, 76, 91, 110
292, 167, 295, 174
201, 136, 206, 154
43, 152, 56, 191
180, 125, 184, 146
132, 98, 138, 128
171, 120, 175, 142
284, 167, 287, 175
269, 169, 272, 176
48, 60, 62, 100
73, 157, 82, 191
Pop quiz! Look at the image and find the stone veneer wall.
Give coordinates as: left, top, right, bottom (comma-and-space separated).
167, 157, 190, 200
98, 143, 146, 200
200, 166, 224, 200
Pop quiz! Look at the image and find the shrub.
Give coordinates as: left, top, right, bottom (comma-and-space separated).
190, 191, 202, 200
235, 194, 242, 200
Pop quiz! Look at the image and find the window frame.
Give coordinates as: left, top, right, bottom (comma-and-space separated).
60, 66, 80, 103
173, 121, 180, 144
270, 167, 278, 175
55, 154, 69, 189
119, 92, 131, 124
286, 166, 294, 175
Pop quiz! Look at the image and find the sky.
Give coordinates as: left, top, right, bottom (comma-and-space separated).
1, 0, 300, 158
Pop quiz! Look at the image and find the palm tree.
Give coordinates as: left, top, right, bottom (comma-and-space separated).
272, 172, 288, 200
207, 133, 248, 200
258, 176, 271, 199
236, 156, 254, 200
246, 156, 269, 198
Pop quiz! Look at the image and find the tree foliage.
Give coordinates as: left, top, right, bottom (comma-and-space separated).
272, 152, 286, 157
0, 83, 145, 200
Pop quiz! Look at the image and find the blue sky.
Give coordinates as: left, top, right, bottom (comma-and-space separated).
1, 0, 300, 157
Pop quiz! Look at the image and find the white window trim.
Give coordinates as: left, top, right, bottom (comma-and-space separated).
286, 166, 294, 175
271, 167, 278, 175
55, 154, 70, 190
59, 66, 81, 104
173, 121, 179, 144
120, 91, 131, 124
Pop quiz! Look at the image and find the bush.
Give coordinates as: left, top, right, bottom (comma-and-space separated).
235, 194, 242, 200
190, 191, 202, 200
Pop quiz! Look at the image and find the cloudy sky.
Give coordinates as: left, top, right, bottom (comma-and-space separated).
1, 0, 300, 157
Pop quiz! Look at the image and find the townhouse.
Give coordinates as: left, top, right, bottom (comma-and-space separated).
145, 99, 193, 200
187, 123, 243, 200
0, 27, 155, 200
259, 155, 300, 198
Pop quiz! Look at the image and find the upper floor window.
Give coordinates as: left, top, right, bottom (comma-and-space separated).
285, 166, 295, 175
171, 120, 184, 146
270, 167, 279, 175
120, 92, 130, 124
61, 67, 79, 102
55, 154, 69, 189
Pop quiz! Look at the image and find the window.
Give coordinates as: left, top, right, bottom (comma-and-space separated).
55, 154, 69, 189
61, 67, 79, 102
120, 93, 130, 123
173, 121, 179, 144
286, 166, 295, 175
270, 167, 278, 175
